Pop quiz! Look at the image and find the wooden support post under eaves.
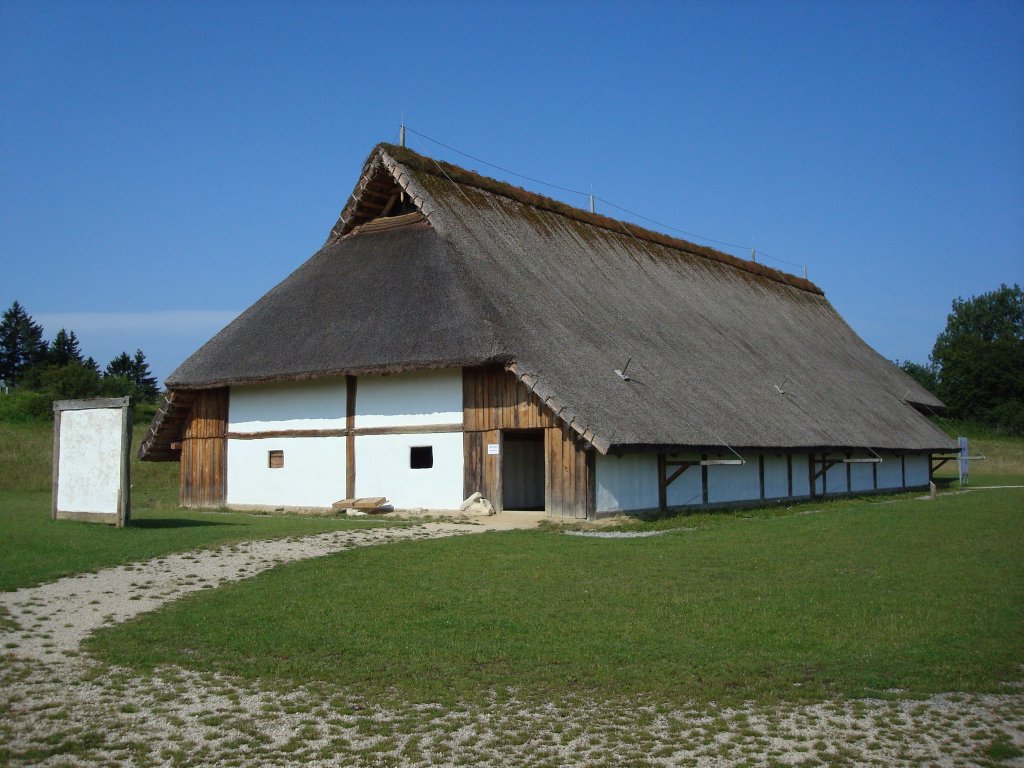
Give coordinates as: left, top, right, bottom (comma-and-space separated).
346, 376, 356, 499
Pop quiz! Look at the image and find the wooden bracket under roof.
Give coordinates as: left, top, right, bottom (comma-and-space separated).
137, 391, 196, 461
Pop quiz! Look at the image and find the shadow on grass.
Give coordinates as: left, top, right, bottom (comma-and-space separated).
130, 518, 239, 530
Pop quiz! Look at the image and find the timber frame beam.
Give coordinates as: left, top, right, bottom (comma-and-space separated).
657, 453, 700, 510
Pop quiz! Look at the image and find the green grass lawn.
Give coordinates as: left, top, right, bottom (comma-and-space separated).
0, 491, 394, 592
0, 421, 395, 591
86, 487, 1024, 706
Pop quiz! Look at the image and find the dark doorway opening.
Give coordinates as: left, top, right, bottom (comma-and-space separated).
502, 430, 545, 511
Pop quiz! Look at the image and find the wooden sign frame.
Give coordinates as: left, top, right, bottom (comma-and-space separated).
52, 397, 133, 527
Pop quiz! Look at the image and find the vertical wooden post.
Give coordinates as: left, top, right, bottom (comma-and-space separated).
119, 400, 133, 527
51, 407, 62, 520
901, 454, 906, 487
346, 375, 356, 499
586, 449, 596, 521
808, 453, 816, 498
657, 452, 667, 510
872, 458, 878, 490
700, 454, 709, 505
758, 455, 765, 500
845, 452, 852, 493
786, 454, 793, 498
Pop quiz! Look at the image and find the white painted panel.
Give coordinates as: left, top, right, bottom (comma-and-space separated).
229, 379, 346, 433
666, 453, 703, 507
596, 453, 658, 512
355, 432, 463, 509
57, 409, 123, 514
905, 454, 929, 487
791, 455, 810, 497
876, 454, 903, 489
707, 459, 760, 503
763, 455, 789, 499
850, 460, 875, 492
825, 455, 848, 495
356, 369, 463, 428
227, 437, 345, 508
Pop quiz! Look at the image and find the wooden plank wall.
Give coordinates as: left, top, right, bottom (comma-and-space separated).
545, 422, 594, 519
463, 365, 557, 431
463, 366, 593, 519
180, 388, 228, 508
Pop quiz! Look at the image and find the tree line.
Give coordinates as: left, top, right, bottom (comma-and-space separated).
0, 301, 160, 413
899, 283, 1023, 436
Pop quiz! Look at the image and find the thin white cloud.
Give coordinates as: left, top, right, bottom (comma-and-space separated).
33, 310, 240, 387
36, 310, 240, 334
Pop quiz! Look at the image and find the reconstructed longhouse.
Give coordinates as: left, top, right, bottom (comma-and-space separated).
140, 143, 957, 518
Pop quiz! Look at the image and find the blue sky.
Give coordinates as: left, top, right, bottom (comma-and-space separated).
2, 1, 1022, 386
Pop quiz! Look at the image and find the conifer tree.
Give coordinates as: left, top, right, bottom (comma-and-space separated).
0, 301, 48, 383
48, 329, 84, 366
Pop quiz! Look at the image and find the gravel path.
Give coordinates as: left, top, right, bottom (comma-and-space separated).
0, 522, 489, 662
1, 522, 1022, 767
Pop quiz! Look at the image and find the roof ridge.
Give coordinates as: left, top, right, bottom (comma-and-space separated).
378, 142, 824, 296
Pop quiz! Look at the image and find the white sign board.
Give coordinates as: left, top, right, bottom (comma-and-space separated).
53, 397, 132, 527
487, 443, 500, 455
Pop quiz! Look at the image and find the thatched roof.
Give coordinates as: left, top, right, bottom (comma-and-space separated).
155, 143, 954, 457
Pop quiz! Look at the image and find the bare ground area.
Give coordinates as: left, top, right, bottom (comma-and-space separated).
1, 524, 1022, 767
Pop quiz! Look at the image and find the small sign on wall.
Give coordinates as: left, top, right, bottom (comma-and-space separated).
52, 397, 133, 527
487, 443, 500, 455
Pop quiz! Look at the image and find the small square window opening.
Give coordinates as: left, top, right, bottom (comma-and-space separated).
410, 446, 433, 469
268, 450, 284, 469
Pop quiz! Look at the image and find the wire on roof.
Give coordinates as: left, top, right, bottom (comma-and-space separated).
404, 126, 808, 274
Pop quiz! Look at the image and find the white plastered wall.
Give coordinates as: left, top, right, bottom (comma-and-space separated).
226, 370, 466, 510
849, 456, 875, 492
707, 458, 760, 503
823, 454, 849, 495
876, 453, 904, 489
356, 369, 462, 428
763, 455, 789, 499
595, 453, 659, 513
227, 437, 346, 508
905, 454, 929, 487
227, 379, 347, 509
355, 432, 463, 509
354, 369, 464, 509
790, 455, 811, 497
229, 378, 347, 431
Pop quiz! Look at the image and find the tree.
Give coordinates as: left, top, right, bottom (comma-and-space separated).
103, 349, 159, 402
48, 328, 84, 367
931, 283, 1024, 433
0, 301, 48, 384
131, 349, 159, 402
104, 351, 134, 379
898, 360, 939, 394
